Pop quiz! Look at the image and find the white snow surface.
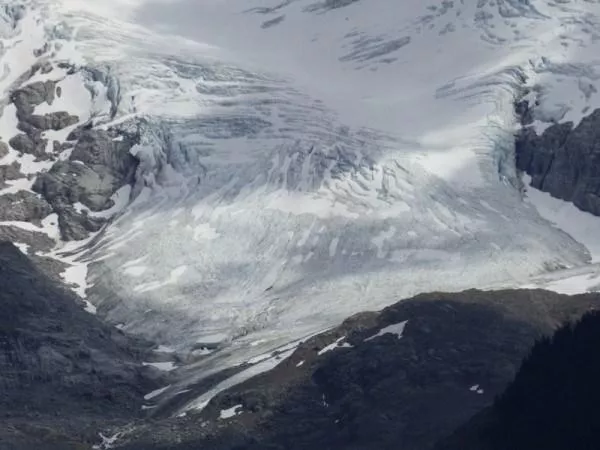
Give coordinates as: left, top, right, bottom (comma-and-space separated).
4, 0, 600, 413
365, 320, 408, 342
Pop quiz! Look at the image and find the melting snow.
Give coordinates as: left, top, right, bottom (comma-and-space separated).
219, 404, 243, 419
318, 336, 352, 355
365, 320, 408, 342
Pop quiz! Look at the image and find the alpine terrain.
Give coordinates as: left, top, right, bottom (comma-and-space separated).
2, 0, 600, 448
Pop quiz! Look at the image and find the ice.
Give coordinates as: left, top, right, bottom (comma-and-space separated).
219, 404, 242, 419
523, 175, 600, 262
365, 320, 408, 342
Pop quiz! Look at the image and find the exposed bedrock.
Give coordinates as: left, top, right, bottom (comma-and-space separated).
515, 103, 600, 216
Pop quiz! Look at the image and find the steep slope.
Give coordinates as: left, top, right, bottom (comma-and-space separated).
435, 309, 600, 450
0, 241, 162, 449
3, 0, 600, 421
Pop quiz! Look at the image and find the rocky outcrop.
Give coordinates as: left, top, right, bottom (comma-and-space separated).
435, 310, 600, 450
33, 160, 119, 210
9, 132, 49, 158
11, 80, 56, 116
516, 107, 600, 216
56, 204, 105, 241
0, 140, 8, 158
31, 128, 138, 240
0, 161, 24, 186
26, 111, 79, 131
0, 241, 162, 448
117, 289, 599, 450
0, 191, 52, 224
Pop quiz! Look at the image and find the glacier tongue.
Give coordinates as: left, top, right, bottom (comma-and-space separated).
4, 0, 600, 410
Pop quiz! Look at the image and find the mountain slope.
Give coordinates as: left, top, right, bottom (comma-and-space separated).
0, 241, 162, 449
114, 289, 599, 450
435, 309, 600, 450
2, 0, 600, 422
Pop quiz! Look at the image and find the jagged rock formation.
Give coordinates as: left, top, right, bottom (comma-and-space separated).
0, 241, 162, 450
0, 161, 24, 187
116, 289, 598, 450
0, 191, 52, 224
516, 107, 600, 216
435, 309, 600, 450
1, 71, 140, 243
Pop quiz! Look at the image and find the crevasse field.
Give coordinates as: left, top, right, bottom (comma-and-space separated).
3, 0, 600, 411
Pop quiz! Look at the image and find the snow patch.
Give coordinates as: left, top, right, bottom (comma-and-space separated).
365, 320, 408, 341
219, 404, 243, 419
523, 175, 600, 262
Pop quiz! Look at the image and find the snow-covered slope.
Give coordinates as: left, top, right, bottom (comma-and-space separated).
3, 0, 600, 412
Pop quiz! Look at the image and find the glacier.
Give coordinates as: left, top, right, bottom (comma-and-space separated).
2, 0, 600, 412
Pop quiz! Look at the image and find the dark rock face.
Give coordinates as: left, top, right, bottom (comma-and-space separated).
0, 161, 24, 187
26, 111, 79, 131
56, 204, 105, 241
118, 290, 599, 450
516, 108, 600, 215
8, 133, 48, 158
0, 241, 161, 448
0, 191, 52, 224
34, 159, 124, 212
11, 80, 56, 117
435, 310, 600, 450
0, 140, 8, 158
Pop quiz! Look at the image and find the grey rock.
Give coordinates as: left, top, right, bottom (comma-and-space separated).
33, 160, 121, 212
70, 129, 137, 180
40, 62, 53, 74
26, 112, 79, 131
516, 108, 600, 216
0, 224, 55, 253
0, 162, 24, 186
0, 141, 8, 158
11, 80, 56, 117
56, 204, 106, 241
0, 191, 52, 224
8, 133, 48, 158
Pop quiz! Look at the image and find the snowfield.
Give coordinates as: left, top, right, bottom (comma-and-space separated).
3, 0, 600, 411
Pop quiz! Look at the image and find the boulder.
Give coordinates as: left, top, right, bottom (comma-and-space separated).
56, 204, 106, 241
516, 108, 600, 216
33, 160, 120, 212
8, 133, 48, 158
0, 162, 24, 186
11, 80, 56, 117
0, 140, 8, 158
26, 112, 79, 131
0, 191, 52, 224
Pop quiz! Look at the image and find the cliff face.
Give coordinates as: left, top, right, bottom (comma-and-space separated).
516, 107, 600, 216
